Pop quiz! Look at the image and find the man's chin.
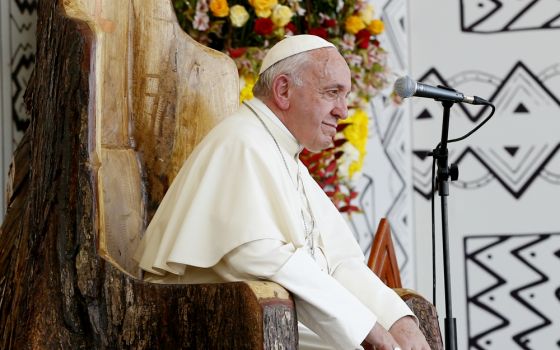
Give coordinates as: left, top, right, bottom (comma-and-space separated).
305, 140, 333, 153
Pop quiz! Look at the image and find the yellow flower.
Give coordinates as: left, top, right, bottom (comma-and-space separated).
345, 15, 366, 35
358, 4, 375, 24
209, 0, 229, 18
368, 19, 384, 35
229, 5, 250, 27
271, 5, 293, 27
240, 75, 256, 103
339, 108, 369, 178
249, 0, 278, 18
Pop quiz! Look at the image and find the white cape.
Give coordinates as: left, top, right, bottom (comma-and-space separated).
134, 99, 365, 278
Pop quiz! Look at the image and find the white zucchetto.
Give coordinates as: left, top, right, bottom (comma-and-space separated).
259, 34, 336, 75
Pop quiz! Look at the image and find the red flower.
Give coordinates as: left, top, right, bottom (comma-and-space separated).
322, 19, 337, 28
285, 22, 297, 34
228, 47, 247, 58
355, 29, 371, 49
308, 27, 328, 39
254, 18, 274, 36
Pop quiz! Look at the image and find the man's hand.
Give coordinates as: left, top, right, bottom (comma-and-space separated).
363, 322, 401, 350
388, 316, 431, 350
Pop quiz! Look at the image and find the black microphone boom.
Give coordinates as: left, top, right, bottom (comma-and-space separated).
394, 76, 489, 105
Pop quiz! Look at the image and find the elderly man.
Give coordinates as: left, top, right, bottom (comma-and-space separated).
135, 35, 430, 350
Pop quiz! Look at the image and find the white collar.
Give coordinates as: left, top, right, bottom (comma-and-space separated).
244, 98, 304, 158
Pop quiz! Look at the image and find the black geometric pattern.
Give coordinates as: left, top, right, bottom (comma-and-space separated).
460, 0, 560, 33
13, 0, 37, 13
348, 0, 415, 286
464, 233, 560, 349
9, 0, 37, 134
412, 62, 560, 200
382, 0, 408, 71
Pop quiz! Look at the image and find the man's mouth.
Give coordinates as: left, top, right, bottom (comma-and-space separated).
323, 122, 337, 130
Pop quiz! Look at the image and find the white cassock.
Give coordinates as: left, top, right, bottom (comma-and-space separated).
134, 98, 415, 349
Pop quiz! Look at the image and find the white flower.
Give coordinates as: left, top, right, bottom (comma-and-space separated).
358, 4, 375, 24
193, 0, 210, 30
230, 5, 250, 27
340, 34, 355, 50
193, 12, 210, 31
196, 0, 209, 12
288, 0, 306, 16
344, 53, 363, 66
336, 0, 344, 12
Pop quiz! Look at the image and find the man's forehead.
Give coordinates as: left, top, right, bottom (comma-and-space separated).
308, 52, 351, 86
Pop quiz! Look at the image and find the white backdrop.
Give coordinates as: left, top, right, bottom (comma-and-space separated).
409, 0, 560, 348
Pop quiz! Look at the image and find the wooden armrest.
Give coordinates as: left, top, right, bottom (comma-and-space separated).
103, 264, 297, 349
394, 288, 443, 350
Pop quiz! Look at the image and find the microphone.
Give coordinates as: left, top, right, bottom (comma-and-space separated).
394, 76, 490, 105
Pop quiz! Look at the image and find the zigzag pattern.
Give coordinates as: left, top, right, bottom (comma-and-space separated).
9, 17, 35, 33
510, 236, 551, 348
412, 62, 560, 200
13, 0, 38, 14
8, 0, 38, 134
465, 233, 560, 349
460, 0, 560, 33
413, 144, 560, 199
11, 50, 35, 132
11, 42, 34, 62
465, 236, 510, 349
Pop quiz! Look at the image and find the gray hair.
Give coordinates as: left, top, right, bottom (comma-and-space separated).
253, 51, 313, 98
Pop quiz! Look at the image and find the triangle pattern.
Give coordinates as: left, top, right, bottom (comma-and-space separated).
416, 108, 433, 120
514, 102, 529, 113
460, 0, 501, 32
474, 145, 552, 194
504, 146, 519, 157
413, 150, 431, 161
546, 13, 560, 28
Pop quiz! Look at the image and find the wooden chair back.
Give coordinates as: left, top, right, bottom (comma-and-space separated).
367, 218, 403, 288
61, 0, 240, 278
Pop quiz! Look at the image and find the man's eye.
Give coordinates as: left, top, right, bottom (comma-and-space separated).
325, 90, 339, 99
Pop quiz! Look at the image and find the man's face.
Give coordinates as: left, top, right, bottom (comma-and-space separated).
285, 48, 352, 152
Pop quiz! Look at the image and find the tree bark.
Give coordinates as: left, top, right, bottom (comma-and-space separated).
0, 1, 297, 349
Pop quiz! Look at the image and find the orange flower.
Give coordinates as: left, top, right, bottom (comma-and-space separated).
367, 19, 384, 35
209, 0, 229, 18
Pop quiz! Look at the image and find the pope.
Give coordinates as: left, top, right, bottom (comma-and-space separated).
134, 34, 430, 350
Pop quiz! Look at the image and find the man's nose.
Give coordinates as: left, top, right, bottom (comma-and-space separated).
332, 98, 348, 120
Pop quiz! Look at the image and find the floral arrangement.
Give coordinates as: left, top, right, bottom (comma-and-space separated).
174, 0, 392, 213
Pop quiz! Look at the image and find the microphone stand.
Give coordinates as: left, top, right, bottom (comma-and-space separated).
433, 99, 458, 350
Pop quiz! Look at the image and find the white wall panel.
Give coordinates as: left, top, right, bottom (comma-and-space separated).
0, 1, 36, 223
409, 0, 560, 348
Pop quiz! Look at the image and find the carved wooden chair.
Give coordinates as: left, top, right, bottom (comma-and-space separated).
61, 0, 296, 348
61, 0, 441, 348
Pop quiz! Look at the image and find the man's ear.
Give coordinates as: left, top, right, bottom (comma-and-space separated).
271, 75, 291, 110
